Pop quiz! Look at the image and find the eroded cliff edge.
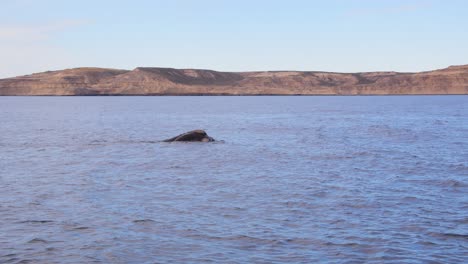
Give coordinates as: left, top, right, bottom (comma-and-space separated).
1, 65, 467, 95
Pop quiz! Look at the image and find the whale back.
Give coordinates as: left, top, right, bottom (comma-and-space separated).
163, 130, 214, 142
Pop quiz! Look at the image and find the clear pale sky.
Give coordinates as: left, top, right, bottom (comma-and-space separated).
1, 0, 467, 78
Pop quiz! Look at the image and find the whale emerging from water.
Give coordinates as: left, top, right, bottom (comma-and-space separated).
163, 130, 215, 142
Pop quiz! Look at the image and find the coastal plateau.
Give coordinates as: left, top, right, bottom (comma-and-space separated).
1, 65, 467, 95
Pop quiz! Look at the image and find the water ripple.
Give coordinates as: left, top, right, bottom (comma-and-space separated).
1, 96, 467, 263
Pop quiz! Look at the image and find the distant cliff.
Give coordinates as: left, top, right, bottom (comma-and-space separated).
1, 65, 467, 95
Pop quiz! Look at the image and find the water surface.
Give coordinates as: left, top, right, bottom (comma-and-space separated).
1, 96, 467, 263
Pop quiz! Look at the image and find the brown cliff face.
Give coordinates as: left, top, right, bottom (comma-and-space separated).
1, 65, 467, 95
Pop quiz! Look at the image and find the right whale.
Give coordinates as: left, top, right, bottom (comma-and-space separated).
162, 130, 215, 142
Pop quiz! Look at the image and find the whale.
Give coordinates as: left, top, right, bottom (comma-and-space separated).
162, 130, 215, 142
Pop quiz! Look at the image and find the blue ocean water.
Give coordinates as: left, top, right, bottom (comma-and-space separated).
0, 96, 467, 263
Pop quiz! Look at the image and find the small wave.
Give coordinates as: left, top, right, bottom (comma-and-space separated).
430, 232, 468, 240
449, 163, 468, 172
27, 238, 48, 244
73, 226, 90, 230
86, 139, 157, 146
16, 259, 35, 264
441, 233, 468, 239
324, 241, 360, 247
437, 179, 467, 188
86, 139, 109, 146
405, 179, 468, 188
18, 220, 54, 224
185, 233, 313, 247
218, 235, 282, 246
415, 240, 437, 246
166, 165, 188, 169
132, 219, 156, 223
84, 139, 226, 146
401, 196, 419, 202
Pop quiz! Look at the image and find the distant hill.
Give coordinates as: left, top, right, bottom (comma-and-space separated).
1, 65, 467, 95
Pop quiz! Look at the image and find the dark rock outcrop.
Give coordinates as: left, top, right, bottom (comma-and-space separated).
163, 130, 215, 142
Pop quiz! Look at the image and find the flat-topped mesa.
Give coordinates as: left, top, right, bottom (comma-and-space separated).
163, 130, 215, 142
1, 65, 468, 95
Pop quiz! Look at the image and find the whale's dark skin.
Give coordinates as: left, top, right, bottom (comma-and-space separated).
162, 130, 215, 142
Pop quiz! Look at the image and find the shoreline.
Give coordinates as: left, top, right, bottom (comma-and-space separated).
1, 93, 467, 97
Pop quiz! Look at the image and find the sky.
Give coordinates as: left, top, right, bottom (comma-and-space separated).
1, 0, 467, 78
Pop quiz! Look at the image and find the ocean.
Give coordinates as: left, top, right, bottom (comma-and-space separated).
1, 96, 467, 263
